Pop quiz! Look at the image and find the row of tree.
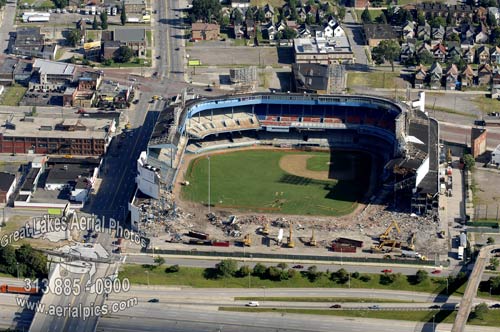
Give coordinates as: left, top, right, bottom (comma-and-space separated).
0, 244, 48, 279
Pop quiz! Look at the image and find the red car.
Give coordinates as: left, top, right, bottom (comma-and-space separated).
431, 270, 441, 274
381, 269, 392, 273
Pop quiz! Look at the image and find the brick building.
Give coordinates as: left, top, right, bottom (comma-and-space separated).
191, 23, 220, 41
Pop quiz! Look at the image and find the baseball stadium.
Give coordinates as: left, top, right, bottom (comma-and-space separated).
130, 92, 439, 229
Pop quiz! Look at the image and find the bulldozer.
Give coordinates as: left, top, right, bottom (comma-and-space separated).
286, 222, 295, 248
309, 228, 317, 247
243, 234, 251, 247
379, 218, 401, 241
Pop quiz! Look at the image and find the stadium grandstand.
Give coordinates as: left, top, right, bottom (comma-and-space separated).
130, 92, 438, 230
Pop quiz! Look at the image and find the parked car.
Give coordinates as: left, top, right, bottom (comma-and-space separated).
368, 305, 380, 309
292, 265, 304, 269
429, 305, 441, 309
489, 303, 500, 308
431, 270, 441, 274
330, 304, 342, 309
381, 269, 392, 273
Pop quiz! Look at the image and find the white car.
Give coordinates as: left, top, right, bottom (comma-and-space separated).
246, 301, 259, 307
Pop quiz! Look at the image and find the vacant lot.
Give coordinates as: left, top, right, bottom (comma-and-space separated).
186, 46, 279, 66
473, 168, 500, 221
1, 86, 27, 106
347, 71, 403, 90
181, 150, 370, 216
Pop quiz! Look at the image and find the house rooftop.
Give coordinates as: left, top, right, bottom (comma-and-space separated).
114, 28, 146, 43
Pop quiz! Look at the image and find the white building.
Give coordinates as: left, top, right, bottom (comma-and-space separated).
492, 144, 500, 166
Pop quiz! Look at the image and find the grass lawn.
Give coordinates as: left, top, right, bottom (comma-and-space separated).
472, 96, 500, 114
120, 264, 452, 294
425, 104, 476, 118
306, 155, 330, 172
354, 9, 384, 22
55, 48, 65, 60
250, 0, 284, 8
181, 150, 367, 216
219, 308, 500, 327
146, 30, 152, 45
347, 72, 400, 89
232, 38, 247, 46
0, 86, 27, 106
235, 297, 418, 303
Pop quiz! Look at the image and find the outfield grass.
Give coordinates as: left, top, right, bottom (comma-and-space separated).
347, 72, 400, 89
0, 86, 27, 106
181, 150, 367, 216
219, 307, 500, 327
235, 297, 417, 303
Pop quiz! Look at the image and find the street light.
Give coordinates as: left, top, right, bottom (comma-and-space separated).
248, 254, 252, 288
145, 271, 150, 287
207, 156, 211, 214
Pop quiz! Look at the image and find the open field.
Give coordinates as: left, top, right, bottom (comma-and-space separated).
1, 86, 27, 106
347, 72, 402, 89
181, 150, 370, 216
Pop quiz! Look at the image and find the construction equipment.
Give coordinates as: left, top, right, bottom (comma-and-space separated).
407, 233, 416, 251
243, 234, 251, 247
286, 222, 295, 248
379, 218, 401, 241
125, 122, 132, 130
371, 240, 401, 253
309, 228, 317, 247
260, 223, 270, 236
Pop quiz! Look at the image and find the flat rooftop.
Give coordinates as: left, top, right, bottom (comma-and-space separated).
32, 59, 75, 76
294, 37, 352, 54
0, 114, 113, 140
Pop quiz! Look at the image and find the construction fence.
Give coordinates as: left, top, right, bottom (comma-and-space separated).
473, 204, 500, 222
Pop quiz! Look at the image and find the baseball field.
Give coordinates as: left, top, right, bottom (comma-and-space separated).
181, 149, 372, 216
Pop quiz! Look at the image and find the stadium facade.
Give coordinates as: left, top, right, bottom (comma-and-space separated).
130, 92, 438, 231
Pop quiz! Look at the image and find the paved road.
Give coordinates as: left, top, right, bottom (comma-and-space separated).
0, 0, 17, 53
343, 10, 368, 69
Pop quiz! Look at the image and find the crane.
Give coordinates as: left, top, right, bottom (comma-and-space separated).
379, 218, 401, 241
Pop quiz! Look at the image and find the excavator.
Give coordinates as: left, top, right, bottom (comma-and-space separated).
286, 222, 295, 248
260, 223, 270, 236
309, 228, 317, 247
379, 218, 401, 241
407, 233, 416, 251
371, 240, 401, 253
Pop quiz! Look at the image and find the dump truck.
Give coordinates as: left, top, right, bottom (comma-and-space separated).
336, 237, 363, 248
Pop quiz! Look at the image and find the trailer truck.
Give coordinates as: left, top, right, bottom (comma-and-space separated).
459, 232, 467, 249
0, 284, 39, 295
458, 246, 464, 260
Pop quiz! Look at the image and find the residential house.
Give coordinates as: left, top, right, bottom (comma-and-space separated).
461, 25, 475, 46
476, 45, 490, 64
475, 30, 489, 44
416, 43, 433, 60
431, 25, 445, 41
114, 28, 146, 57
400, 42, 416, 62
491, 70, 500, 98
402, 21, 416, 40
234, 25, 244, 39
428, 62, 443, 89
331, 22, 345, 37
245, 19, 255, 39
298, 24, 312, 38
491, 46, 500, 65
432, 43, 447, 61
417, 23, 431, 40
305, 4, 317, 18
461, 65, 475, 87
191, 23, 220, 41
123, 0, 146, 14
231, 0, 251, 8
477, 63, 492, 86
488, 7, 499, 24
449, 4, 474, 19
263, 4, 274, 20
414, 64, 427, 88
446, 45, 461, 60
445, 64, 459, 90
477, 6, 488, 20
363, 24, 398, 47
322, 23, 334, 38
297, 7, 307, 21
462, 46, 475, 63
286, 20, 298, 30
445, 26, 460, 41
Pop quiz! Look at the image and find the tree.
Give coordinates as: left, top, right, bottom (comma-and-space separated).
92, 15, 99, 30
361, 8, 372, 23
417, 10, 426, 25
332, 268, 349, 284
154, 256, 165, 266
418, 51, 435, 66
489, 276, 500, 293
376, 12, 387, 24
0, 245, 17, 276
415, 269, 429, 284
463, 154, 475, 170
487, 237, 495, 245
232, 8, 243, 25
121, 4, 127, 26
277, 262, 288, 270
215, 259, 238, 278
306, 265, 321, 282
287, 268, 297, 278
65, 29, 82, 47
490, 257, 499, 271
165, 264, 180, 273
100, 11, 108, 30
246, 7, 255, 20
191, 0, 222, 23
253, 263, 267, 277
282, 26, 297, 40
472, 303, 489, 320
371, 39, 401, 71
237, 265, 251, 277
446, 11, 453, 25
266, 266, 281, 280
256, 8, 265, 22
487, 12, 497, 28
114, 46, 133, 63
53, 0, 68, 8
337, 6, 346, 21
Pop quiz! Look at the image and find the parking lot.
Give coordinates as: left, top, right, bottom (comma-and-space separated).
186, 45, 280, 66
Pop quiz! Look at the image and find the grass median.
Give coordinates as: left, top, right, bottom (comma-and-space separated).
234, 297, 417, 303
218, 307, 500, 327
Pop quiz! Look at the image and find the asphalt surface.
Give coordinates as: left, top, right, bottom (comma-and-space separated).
0, 0, 17, 53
